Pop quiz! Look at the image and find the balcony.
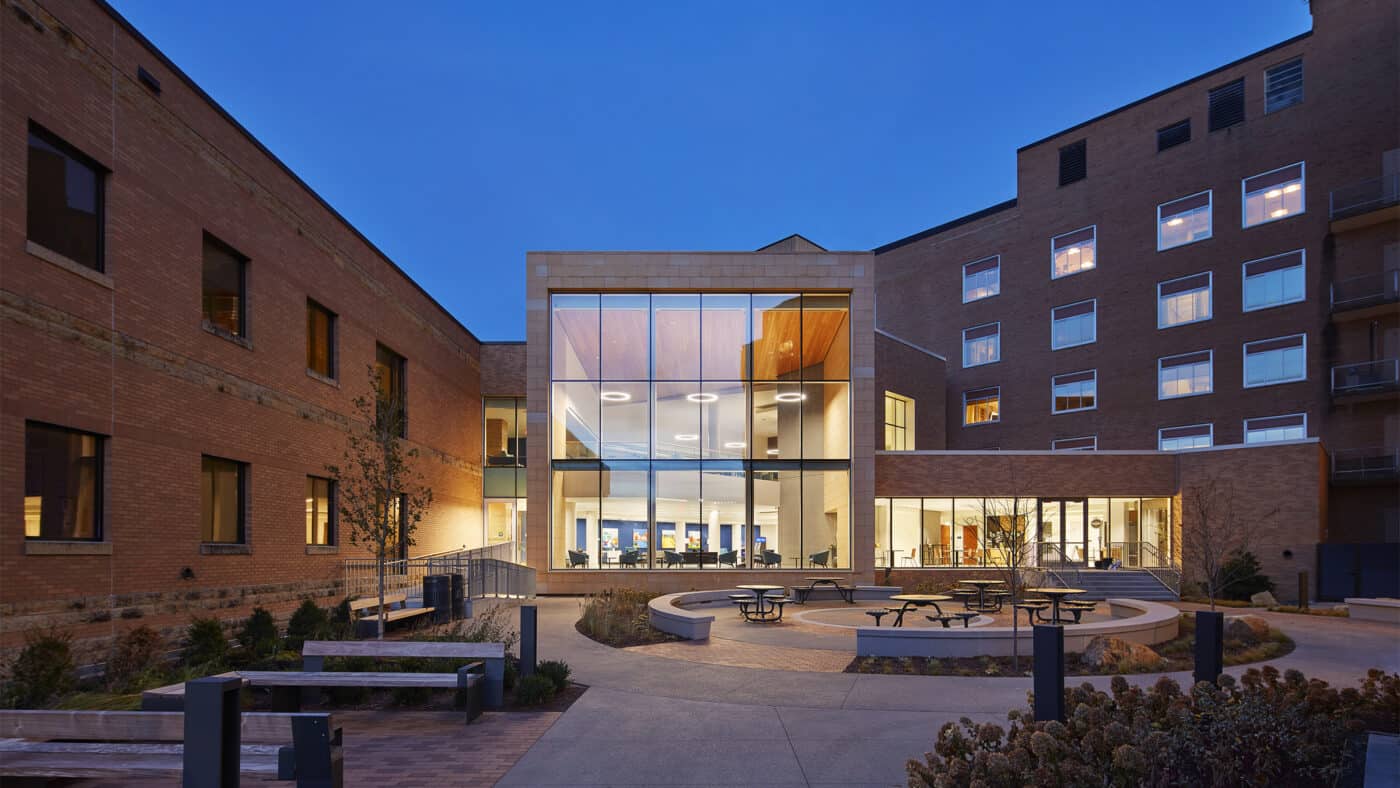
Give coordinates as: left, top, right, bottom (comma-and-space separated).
1331, 269, 1400, 320
1331, 359, 1400, 401
1331, 447, 1400, 485
1329, 174, 1400, 231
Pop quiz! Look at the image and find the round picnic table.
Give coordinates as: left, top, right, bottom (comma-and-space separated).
957, 579, 1005, 611
1025, 587, 1085, 624
887, 594, 952, 627
734, 585, 786, 622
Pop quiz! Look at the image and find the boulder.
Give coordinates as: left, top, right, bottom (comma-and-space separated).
1224, 614, 1271, 645
1081, 636, 1164, 672
1250, 591, 1279, 607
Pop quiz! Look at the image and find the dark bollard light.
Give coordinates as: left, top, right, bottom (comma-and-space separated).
520, 604, 538, 678
1194, 610, 1225, 686
183, 675, 243, 788
1032, 624, 1065, 723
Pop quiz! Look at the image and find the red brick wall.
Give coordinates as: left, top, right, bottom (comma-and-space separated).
874, 331, 946, 451
480, 343, 527, 396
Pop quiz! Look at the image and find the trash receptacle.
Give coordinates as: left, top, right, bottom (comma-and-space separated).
423, 574, 452, 625
450, 573, 465, 619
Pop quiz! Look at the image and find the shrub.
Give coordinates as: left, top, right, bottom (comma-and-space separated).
184, 616, 229, 670
420, 604, 519, 652
536, 659, 572, 692
1219, 550, 1275, 601
576, 588, 673, 647
907, 667, 1400, 787
515, 673, 556, 706
236, 607, 279, 660
285, 599, 332, 652
107, 626, 166, 692
3, 629, 76, 708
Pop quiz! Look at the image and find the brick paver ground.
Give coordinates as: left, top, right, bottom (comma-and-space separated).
630, 636, 852, 672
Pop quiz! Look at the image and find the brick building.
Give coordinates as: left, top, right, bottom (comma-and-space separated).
1, 0, 1395, 649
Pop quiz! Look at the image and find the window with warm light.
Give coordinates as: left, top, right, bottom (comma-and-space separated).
962, 322, 1000, 367
1051, 226, 1096, 279
549, 292, 851, 569
1158, 272, 1212, 328
1157, 190, 1212, 250
1243, 250, 1305, 311
1245, 413, 1307, 444
306, 299, 336, 379
306, 476, 334, 546
1051, 300, 1096, 349
24, 422, 103, 541
884, 392, 914, 451
1244, 334, 1306, 387
1159, 424, 1212, 451
1158, 350, 1213, 399
1242, 163, 1304, 227
200, 455, 245, 544
202, 233, 247, 338
963, 387, 1000, 426
1052, 370, 1096, 414
962, 256, 1000, 302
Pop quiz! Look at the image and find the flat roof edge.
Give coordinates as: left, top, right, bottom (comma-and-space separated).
872, 199, 1018, 254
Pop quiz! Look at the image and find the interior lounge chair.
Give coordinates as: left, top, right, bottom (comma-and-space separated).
758, 550, 783, 568
717, 549, 738, 567
808, 550, 830, 568
663, 550, 686, 568
567, 550, 589, 568
619, 549, 641, 568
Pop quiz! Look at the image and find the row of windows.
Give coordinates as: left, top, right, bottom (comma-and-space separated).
1049, 413, 1307, 454
23, 422, 347, 547
963, 162, 1306, 302
25, 122, 410, 431
961, 334, 1307, 426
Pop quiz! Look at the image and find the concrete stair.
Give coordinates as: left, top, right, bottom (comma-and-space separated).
1045, 568, 1179, 601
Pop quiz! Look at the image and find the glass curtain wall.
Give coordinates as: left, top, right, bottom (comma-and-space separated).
484, 396, 527, 563
551, 293, 851, 569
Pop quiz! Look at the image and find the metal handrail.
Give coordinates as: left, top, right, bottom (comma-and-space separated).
1033, 541, 1078, 590
1331, 269, 1400, 311
1329, 173, 1400, 220
1331, 447, 1400, 481
1331, 359, 1400, 394
342, 541, 535, 602
1137, 542, 1182, 597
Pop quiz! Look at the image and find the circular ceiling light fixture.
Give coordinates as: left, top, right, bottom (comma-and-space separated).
685, 392, 719, 403
673, 433, 699, 442
600, 390, 632, 402
774, 392, 806, 402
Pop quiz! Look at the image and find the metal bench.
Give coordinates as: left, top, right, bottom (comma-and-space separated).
301, 640, 505, 713
349, 591, 434, 636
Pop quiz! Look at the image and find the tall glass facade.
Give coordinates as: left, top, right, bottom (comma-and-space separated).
550, 293, 851, 569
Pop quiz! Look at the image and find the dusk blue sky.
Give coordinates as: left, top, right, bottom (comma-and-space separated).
111, 1, 1313, 340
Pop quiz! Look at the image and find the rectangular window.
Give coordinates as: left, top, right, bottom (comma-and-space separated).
1051, 435, 1097, 451
306, 299, 336, 379
884, 391, 914, 451
1245, 413, 1307, 444
962, 256, 1000, 302
1243, 334, 1307, 387
1158, 350, 1213, 399
375, 343, 407, 437
306, 476, 334, 545
1157, 119, 1191, 152
1158, 272, 1213, 328
201, 233, 247, 337
486, 397, 527, 467
1051, 299, 1096, 349
963, 387, 1000, 426
24, 422, 103, 540
1242, 250, 1306, 311
1242, 162, 1304, 226
1264, 58, 1303, 113
1159, 424, 1213, 451
1052, 370, 1096, 413
1208, 78, 1245, 131
1051, 226, 1096, 279
1157, 190, 1212, 250
27, 124, 104, 272
1059, 140, 1087, 186
962, 322, 1000, 367
200, 455, 245, 544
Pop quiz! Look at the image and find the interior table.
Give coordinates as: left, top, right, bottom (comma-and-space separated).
958, 579, 1006, 612
734, 584, 786, 622
886, 594, 952, 627
1025, 587, 1086, 624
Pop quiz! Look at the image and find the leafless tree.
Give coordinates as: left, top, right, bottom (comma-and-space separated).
1181, 474, 1270, 611
980, 459, 1039, 671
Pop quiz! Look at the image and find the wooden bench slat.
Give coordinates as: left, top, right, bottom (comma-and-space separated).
379, 606, 434, 622
0, 749, 280, 778
0, 709, 334, 743
303, 640, 505, 659
239, 670, 460, 688
349, 591, 410, 612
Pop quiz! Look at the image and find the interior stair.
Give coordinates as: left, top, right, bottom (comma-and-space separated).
1045, 568, 1179, 601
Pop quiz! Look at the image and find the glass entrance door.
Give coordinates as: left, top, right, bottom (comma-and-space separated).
1038, 498, 1088, 566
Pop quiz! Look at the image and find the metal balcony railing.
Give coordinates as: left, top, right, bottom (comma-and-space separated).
1330, 173, 1400, 221
1331, 359, 1400, 395
1331, 447, 1400, 482
1331, 269, 1400, 312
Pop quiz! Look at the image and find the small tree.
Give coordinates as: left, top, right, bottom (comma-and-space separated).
981, 461, 1037, 671
327, 365, 433, 639
1182, 474, 1270, 610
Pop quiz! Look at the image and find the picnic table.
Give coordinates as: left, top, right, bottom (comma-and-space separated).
734, 585, 788, 623
791, 577, 855, 604
1024, 587, 1086, 624
886, 594, 952, 627
958, 579, 1005, 612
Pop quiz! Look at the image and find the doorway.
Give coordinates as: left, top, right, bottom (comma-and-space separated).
1038, 498, 1088, 565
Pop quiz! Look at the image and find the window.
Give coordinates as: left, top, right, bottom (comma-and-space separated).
1157, 191, 1212, 250
200, 455, 245, 544
1051, 300, 1096, 349
1264, 58, 1303, 113
963, 387, 1000, 426
1243, 250, 1306, 311
962, 256, 1000, 302
1243, 334, 1307, 387
1051, 226, 1096, 278
375, 343, 407, 437
1059, 140, 1087, 186
306, 300, 336, 379
1208, 78, 1245, 131
1052, 370, 1097, 413
1242, 162, 1304, 226
962, 323, 1000, 367
1157, 119, 1191, 152
306, 476, 334, 545
26, 124, 104, 271
24, 422, 103, 540
1245, 413, 1307, 444
201, 233, 247, 337
1158, 272, 1213, 328
1052, 435, 1097, 451
1159, 424, 1212, 451
485, 397, 527, 467
884, 392, 915, 451
1158, 350, 1213, 399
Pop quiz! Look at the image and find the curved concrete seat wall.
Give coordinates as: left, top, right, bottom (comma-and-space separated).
1346, 597, 1400, 625
856, 599, 1180, 659
648, 586, 904, 640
